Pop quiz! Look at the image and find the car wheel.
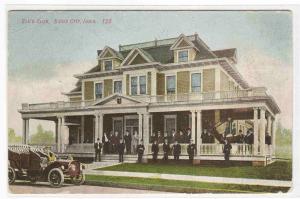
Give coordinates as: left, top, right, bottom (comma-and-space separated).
8, 166, 16, 185
48, 168, 64, 188
70, 172, 85, 185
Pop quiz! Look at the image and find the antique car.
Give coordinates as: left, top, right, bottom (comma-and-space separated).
8, 145, 85, 187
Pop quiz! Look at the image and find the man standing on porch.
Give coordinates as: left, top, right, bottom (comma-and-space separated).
223, 139, 232, 165
94, 138, 102, 162
137, 140, 145, 163
151, 140, 159, 162
162, 138, 170, 161
187, 139, 196, 163
117, 139, 125, 163
124, 131, 132, 154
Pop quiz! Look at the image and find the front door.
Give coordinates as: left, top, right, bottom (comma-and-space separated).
164, 115, 177, 138
112, 117, 123, 137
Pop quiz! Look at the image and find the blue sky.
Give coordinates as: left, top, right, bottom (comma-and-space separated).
7, 10, 293, 134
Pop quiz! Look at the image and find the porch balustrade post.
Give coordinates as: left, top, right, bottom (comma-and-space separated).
196, 110, 202, 155
81, 116, 85, 144
253, 107, 259, 155
271, 115, 277, 156
138, 113, 143, 141
22, 119, 29, 144
143, 113, 150, 155
57, 117, 61, 153
99, 113, 104, 144
259, 108, 266, 155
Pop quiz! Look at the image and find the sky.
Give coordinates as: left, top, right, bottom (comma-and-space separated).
7, 10, 293, 135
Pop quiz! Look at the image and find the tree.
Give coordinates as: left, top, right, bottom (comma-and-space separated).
275, 120, 292, 159
8, 128, 22, 144
29, 124, 55, 145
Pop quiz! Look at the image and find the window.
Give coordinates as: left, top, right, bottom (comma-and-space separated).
178, 50, 188, 62
139, 76, 146, 95
131, 76, 138, 95
166, 75, 176, 94
114, 81, 122, 94
104, 60, 112, 71
95, 82, 103, 99
191, 73, 201, 92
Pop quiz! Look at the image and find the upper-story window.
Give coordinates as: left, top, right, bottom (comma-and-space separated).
104, 60, 113, 71
178, 50, 188, 62
139, 76, 146, 95
191, 73, 201, 92
95, 82, 103, 99
166, 75, 176, 94
114, 81, 122, 94
131, 76, 138, 95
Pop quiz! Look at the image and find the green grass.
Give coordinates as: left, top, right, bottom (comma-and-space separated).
96, 161, 292, 181
86, 175, 290, 193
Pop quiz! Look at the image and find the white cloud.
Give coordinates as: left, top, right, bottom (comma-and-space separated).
8, 60, 95, 135
237, 48, 293, 129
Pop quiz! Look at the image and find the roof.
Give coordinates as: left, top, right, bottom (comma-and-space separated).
213, 48, 236, 60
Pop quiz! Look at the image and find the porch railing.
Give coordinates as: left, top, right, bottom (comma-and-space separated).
21, 87, 268, 111
200, 144, 253, 156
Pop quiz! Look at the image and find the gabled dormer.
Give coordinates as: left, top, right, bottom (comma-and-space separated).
121, 48, 155, 66
97, 46, 124, 71
170, 34, 199, 63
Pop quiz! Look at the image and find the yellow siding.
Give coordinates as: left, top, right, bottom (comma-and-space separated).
220, 70, 230, 91
203, 69, 215, 92
113, 59, 121, 69
147, 72, 151, 95
177, 71, 190, 94
156, 73, 165, 95
84, 81, 94, 100
189, 48, 196, 61
104, 79, 113, 97
69, 97, 82, 102
126, 74, 130, 95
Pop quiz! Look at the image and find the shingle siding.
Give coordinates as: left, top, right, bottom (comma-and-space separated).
104, 79, 113, 97
220, 70, 230, 91
177, 71, 190, 94
203, 69, 215, 92
157, 73, 165, 95
84, 81, 94, 100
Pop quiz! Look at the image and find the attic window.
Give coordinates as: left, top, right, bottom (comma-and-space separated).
104, 60, 112, 71
178, 50, 188, 62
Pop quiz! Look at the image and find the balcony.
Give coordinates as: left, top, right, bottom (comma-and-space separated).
21, 87, 268, 111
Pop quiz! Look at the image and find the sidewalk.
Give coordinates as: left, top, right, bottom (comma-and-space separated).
85, 168, 292, 188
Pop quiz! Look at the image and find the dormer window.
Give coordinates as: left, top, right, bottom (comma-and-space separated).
104, 60, 113, 71
178, 50, 188, 62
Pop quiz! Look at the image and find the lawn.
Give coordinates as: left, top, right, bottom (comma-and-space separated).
96, 160, 292, 181
86, 175, 290, 193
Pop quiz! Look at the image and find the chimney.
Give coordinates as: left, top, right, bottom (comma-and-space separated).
194, 32, 198, 40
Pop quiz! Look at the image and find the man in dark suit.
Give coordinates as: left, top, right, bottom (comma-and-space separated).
185, 128, 192, 143
94, 138, 102, 162
265, 133, 272, 145
244, 129, 254, 144
124, 131, 132, 154
207, 131, 215, 143
162, 138, 170, 161
137, 140, 145, 163
151, 140, 159, 162
187, 139, 196, 163
223, 139, 232, 165
172, 141, 181, 161
102, 132, 109, 154
117, 139, 125, 162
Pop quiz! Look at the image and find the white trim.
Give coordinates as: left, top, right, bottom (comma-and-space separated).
177, 49, 189, 63
165, 74, 177, 95
170, 34, 195, 50
129, 74, 148, 96
190, 71, 203, 93
113, 79, 123, 94
94, 81, 104, 100
164, 114, 177, 136
121, 48, 152, 66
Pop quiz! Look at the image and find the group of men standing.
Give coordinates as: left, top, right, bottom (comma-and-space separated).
151, 139, 196, 163
151, 129, 192, 144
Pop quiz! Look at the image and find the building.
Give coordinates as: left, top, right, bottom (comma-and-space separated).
19, 33, 280, 166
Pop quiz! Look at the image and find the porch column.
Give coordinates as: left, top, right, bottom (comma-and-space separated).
138, 113, 143, 140
99, 113, 104, 142
81, 116, 85, 143
57, 117, 61, 153
22, 119, 29, 144
61, 116, 66, 153
191, 110, 196, 142
253, 107, 259, 155
143, 113, 150, 154
196, 110, 202, 155
272, 115, 277, 156
267, 114, 272, 156
94, 114, 99, 141
259, 108, 266, 155
55, 120, 58, 151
